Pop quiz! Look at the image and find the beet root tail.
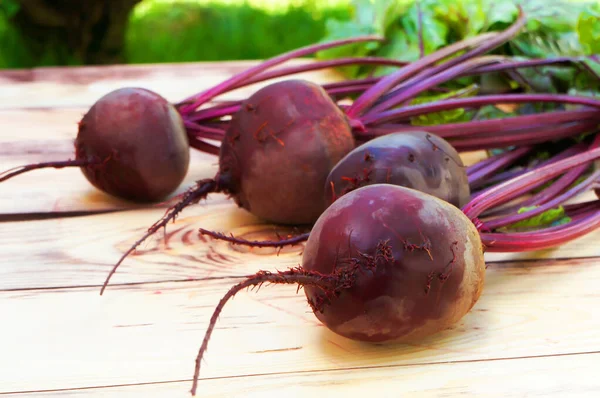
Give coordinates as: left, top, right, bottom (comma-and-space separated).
198, 228, 310, 249
100, 178, 219, 295
0, 159, 100, 182
189, 265, 361, 396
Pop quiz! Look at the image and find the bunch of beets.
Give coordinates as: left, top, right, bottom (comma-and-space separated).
2, 10, 599, 396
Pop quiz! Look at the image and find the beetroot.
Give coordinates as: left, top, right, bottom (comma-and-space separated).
325, 131, 470, 208
189, 183, 485, 395
1, 87, 190, 202
218, 79, 355, 224
77, 88, 190, 201
303, 184, 484, 343
100, 79, 355, 294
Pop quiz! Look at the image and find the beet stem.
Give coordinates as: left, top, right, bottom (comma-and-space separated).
370, 56, 506, 114
185, 77, 379, 124
483, 170, 600, 231
184, 120, 226, 138
468, 146, 533, 188
100, 179, 219, 295
0, 159, 100, 182
187, 104, 242, 123
363, 94, 600, 125
474, 143, 590, 216
565, 200, 600, 217
462, 147, 600, 220
199, 228, 310, 248
480, 210, 600, 252
447, 120, 598, 151
177, 35, 384, 114
187, 137, 221, 155
230, 57, 408, 90
361, 108, 600, 139
517, 163, 590, 208
345, 32, 498, 118
479, 135, 600, 219
371, 56, 596, 111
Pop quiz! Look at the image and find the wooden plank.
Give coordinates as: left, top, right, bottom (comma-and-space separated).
1, 257, 600, 393
7, 352, 599, 397
0, 196, 307, 290
1, 194, 599, 291
0, 60, 343, 109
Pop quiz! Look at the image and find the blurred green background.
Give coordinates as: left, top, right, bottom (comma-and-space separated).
0, 0, 352, 69
1, 0, 598, 70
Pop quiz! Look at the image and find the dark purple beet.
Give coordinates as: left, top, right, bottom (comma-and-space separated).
1, 87, 190, 202
302, 183, 485, 343
76, 87, 190, 202
325, 131, 470, 209
217, 79, 355, 224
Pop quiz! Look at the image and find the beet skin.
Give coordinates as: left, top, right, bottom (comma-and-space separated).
302, 184, 486, 343
217, 79, 355, 224
76, 87, 190, 202
325, 131, 470, 209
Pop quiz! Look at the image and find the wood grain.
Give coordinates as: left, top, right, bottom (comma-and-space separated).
1, 257, 599, 393
1, 193, 599, 291
7, 352, 599, 397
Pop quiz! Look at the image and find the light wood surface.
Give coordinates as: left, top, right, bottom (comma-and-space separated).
1, 61, 599, 397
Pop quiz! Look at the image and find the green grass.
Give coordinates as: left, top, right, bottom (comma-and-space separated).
124, 0, 352, 64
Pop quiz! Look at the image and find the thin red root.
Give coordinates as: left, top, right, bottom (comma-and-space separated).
100, 179, 219, 295
199, 228, 310, 248
190, 265, 362, 396
0, 158, 101, 182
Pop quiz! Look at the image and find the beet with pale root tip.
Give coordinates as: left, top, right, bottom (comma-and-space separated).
303, 184, 485, 342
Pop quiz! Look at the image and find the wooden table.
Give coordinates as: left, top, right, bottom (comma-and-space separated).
1, 60, 599, 397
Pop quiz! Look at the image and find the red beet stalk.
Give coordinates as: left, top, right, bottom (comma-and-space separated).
177, 35, 385, 115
